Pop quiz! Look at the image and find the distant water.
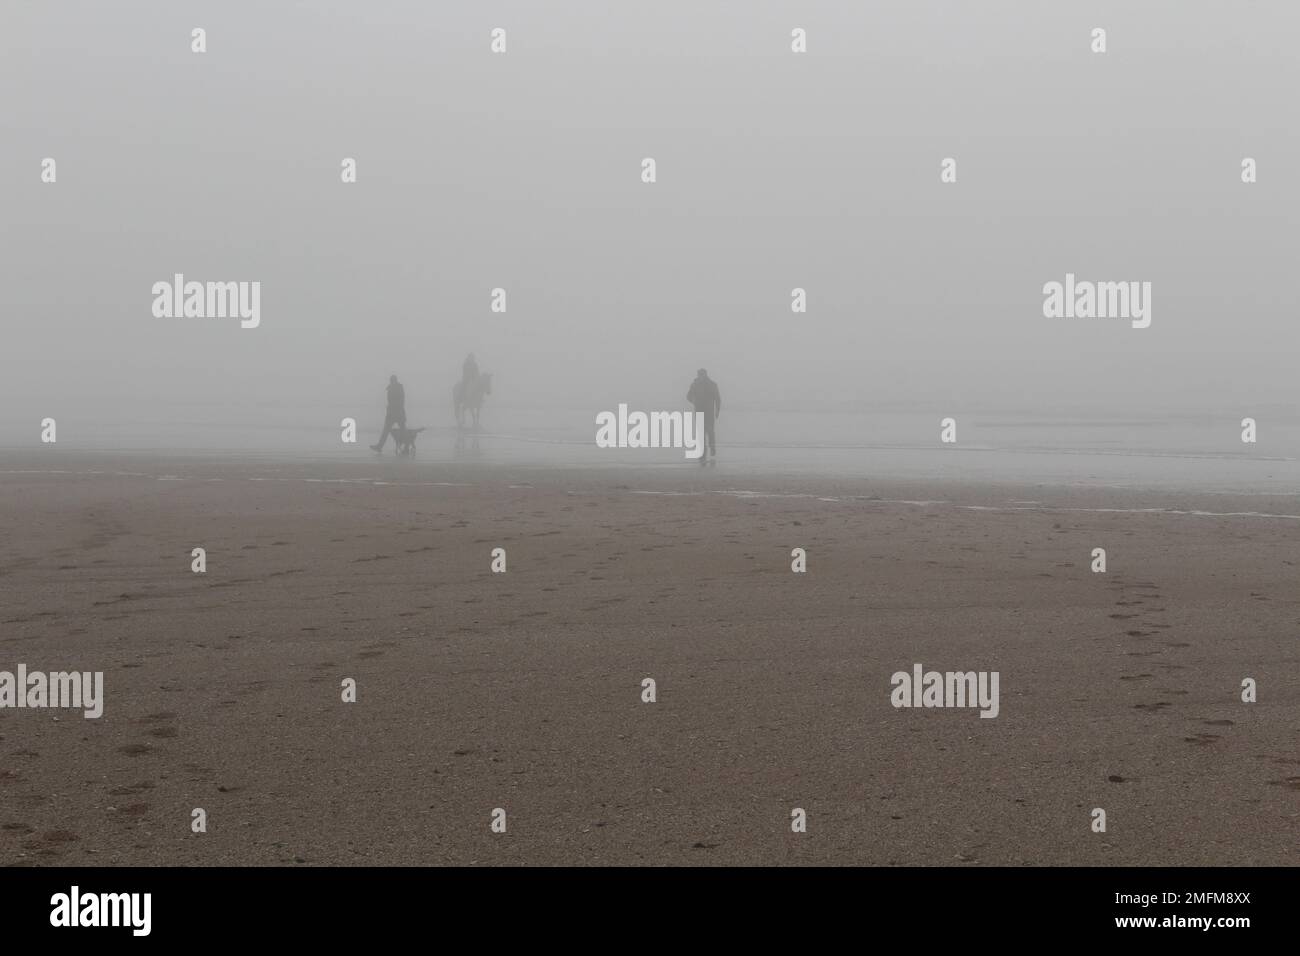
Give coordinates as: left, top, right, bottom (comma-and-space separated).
2, 406, 1298, 493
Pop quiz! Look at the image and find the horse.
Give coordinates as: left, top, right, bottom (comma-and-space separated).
453, 372, 492, 430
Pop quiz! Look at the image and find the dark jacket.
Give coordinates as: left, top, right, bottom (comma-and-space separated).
386, 381, 405, 414
687, 376, 720, 417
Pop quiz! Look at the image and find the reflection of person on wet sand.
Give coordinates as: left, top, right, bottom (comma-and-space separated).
687, 368, 721, 466
370, 374, 406, 452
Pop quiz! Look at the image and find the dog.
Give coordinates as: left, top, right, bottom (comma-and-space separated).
391, 426, 425, 457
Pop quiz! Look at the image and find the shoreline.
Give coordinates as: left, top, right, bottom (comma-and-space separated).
4, 449, 1300, 518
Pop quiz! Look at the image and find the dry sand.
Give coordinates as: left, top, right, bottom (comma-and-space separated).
0, 451, 1296, 866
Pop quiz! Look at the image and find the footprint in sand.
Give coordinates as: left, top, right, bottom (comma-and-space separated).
92, 593, 141, 607
1267, 776, 1300, 790
1134, 702, 1170, 712
108, 781, 155, 796
1184, 733, 1220, 746
29, 830, 79, 851
1119, 674, 1153, 681
117, 743, 155, 757
1202, 719, 1234, 726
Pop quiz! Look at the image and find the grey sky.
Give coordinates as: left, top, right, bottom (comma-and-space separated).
1, 0, 1296, 439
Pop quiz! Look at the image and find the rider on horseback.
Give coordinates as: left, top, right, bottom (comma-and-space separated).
454, 354, 490, 430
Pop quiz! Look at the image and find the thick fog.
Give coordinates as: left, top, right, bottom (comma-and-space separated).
2, 0, 1297, 447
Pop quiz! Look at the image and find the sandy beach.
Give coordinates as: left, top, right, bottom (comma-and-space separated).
0, 450, 1296, 866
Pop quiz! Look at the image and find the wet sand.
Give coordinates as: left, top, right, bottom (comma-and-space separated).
0, 451, 1296, 865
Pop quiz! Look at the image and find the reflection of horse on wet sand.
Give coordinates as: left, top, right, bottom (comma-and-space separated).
453, 372, 492, 431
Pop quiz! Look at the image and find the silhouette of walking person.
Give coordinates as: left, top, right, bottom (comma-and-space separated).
370, 374, 406, 452
687, 368, 721, 465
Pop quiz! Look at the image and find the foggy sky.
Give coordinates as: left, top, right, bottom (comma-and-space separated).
2, 0, 1297, 441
